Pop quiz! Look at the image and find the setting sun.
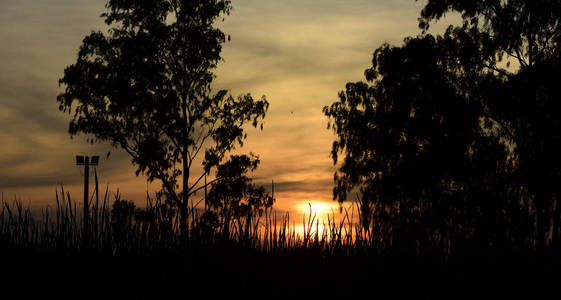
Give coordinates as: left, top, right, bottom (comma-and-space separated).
298, 201, 338, 217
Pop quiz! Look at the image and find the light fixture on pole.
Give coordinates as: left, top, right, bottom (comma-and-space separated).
76, 155, 99, 245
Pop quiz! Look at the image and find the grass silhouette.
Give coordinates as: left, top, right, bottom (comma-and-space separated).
0, 183, 370, 256
1, 179, 560, 296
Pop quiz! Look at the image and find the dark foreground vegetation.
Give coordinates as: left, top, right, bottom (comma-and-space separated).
1, 185, 560, 296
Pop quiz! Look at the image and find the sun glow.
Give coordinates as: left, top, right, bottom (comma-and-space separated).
298, 201, 338, 217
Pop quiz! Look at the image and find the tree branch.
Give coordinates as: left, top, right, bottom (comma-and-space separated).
188, 177, 222, 197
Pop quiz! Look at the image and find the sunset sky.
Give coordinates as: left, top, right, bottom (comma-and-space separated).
0, 0, 456, 213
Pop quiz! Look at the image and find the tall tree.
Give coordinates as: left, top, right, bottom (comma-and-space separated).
419, 0, 561, 251
57, 0, 269, 237
325, 0, 561, 253
324, 36, 512, 252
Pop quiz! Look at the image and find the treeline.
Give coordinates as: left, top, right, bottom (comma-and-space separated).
324, 0, 561, 256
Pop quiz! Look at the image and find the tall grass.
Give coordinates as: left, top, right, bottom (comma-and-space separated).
0, 181, 373, 257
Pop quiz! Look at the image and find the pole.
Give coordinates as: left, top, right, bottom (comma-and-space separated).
83, 156, 89, 245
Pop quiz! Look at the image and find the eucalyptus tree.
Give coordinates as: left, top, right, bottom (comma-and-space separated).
419, 0, 561, 251
324, 35, 512, 252
324, 0, 561, 252
57, 0, 269, 238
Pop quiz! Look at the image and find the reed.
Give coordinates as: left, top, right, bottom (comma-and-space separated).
0, 181, 372, 258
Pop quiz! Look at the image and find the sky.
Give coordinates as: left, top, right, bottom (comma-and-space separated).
0, 0, 456, 213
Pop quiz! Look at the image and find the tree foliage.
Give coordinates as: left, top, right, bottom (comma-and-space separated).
206, 153, 274, 238
207, 154, 274, 219
325, 0, 561, 253
57, 0, 270, 236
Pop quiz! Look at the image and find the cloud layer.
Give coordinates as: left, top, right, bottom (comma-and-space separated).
0, 0, 453, 209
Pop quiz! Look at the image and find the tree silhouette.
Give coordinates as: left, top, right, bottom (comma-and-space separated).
420, 0, 561, 251
324, 36, 511, 253
206, 153, 274, 240
57, 0, 269, 238
325, 0, 561, 254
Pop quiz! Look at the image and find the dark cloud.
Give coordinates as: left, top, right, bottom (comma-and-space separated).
0, 173, 78, 189
267, 178, 333, 194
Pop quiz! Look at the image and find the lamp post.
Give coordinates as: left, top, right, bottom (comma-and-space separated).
76, 155, 99, 246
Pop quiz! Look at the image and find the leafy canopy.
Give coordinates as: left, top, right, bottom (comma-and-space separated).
57, 0, 269, 211
324, 0, 561, 251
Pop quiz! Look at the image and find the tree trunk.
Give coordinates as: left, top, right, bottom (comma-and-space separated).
180, 92, 189, 242
180, 154, 189, 242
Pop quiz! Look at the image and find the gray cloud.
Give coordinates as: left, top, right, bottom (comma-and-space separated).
267, 178, 333, 194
